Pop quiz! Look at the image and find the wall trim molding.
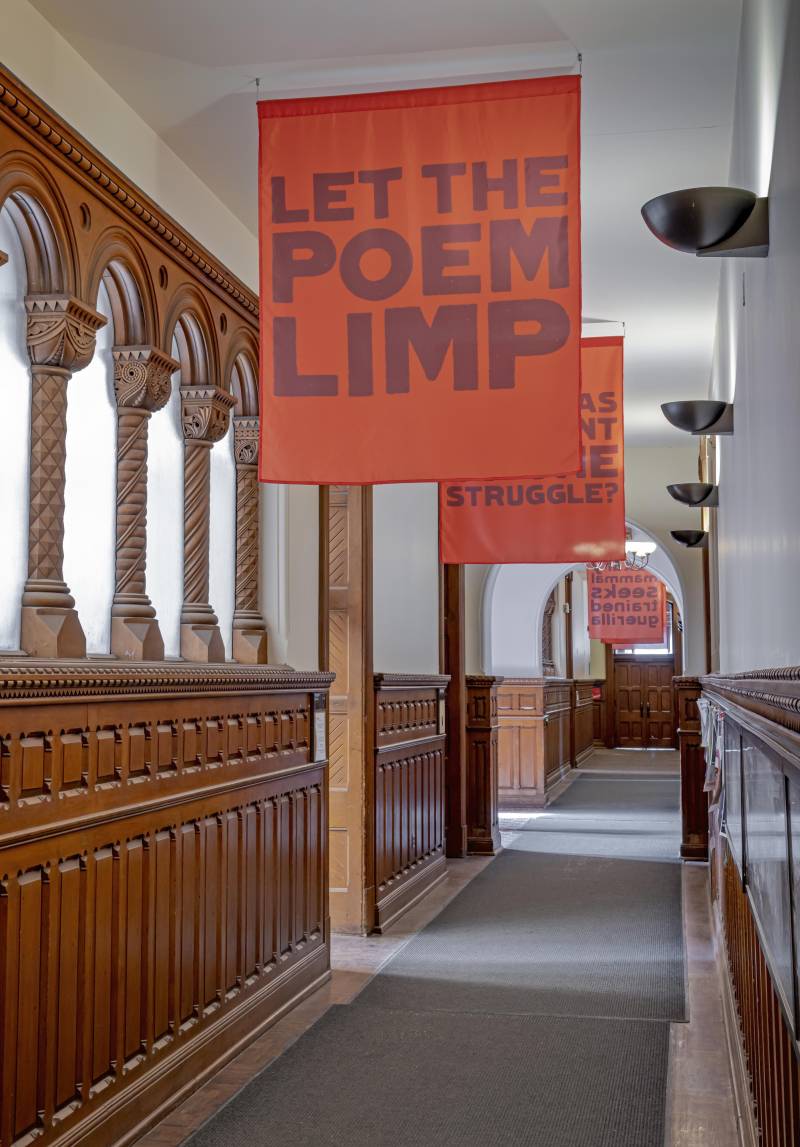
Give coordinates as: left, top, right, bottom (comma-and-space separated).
0, 65, 258, 319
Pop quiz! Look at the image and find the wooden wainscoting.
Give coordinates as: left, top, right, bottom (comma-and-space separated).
704, 667, 800, 1147
574, 681, 595, 765
465, 676, 503, 855
0, 662, 333, 1147
372, 674, 449, 932
497, 678, 574, 808
591, 679, 608, 745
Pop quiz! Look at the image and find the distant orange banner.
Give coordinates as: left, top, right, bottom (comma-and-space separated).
439, 337, 625, 563
588, 569, 667, 644
258, 76, 582, 483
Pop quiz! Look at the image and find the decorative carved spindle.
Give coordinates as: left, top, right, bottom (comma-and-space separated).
21, 294, 106, 657
232, 416, 268, 663
180, 384, 235, 662
110, 345, 178, 659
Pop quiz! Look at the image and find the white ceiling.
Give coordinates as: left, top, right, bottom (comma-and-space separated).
31, 0, 743, 444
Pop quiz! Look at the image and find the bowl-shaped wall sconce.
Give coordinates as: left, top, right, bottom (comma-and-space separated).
667, 482, 719, 508
661, 400, 733, 435
670, 530, 708, 548
641, 187, 769, 257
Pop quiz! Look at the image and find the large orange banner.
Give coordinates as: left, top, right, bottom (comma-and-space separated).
439, 336, 625, 563
588, 569, 667, 645
258, 76, 582, 483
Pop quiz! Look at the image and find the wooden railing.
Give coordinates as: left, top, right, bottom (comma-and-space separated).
372, 674, 449, 932
703, 668, 800, 1147
0, 662, 333, 1147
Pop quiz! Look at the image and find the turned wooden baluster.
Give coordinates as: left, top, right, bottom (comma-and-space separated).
232, 415, 268, 663
110, 345, 179, 659
179, 384, 235, 662
21, 294, 105, 657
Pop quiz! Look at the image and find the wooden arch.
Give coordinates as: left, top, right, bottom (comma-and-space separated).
225, 328, 259, 415
163, 284, 220, 385
0, 150, 78, 294
85, 226, 157, 346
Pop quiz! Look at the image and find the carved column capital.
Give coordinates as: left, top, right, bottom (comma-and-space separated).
233, 415, 260, 466
180, 385, 235, 444
25, 294, 106, 373
113, 345, 178, 413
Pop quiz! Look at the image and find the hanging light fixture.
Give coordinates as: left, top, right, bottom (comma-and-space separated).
586, 536, 657, 573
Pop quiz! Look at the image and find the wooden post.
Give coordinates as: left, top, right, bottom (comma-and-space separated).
465, 676, 503, 853
674, 675, 708, 860
442, 563, 468, 857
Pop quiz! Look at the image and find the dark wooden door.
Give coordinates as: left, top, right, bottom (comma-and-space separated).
614, 659, 674, 748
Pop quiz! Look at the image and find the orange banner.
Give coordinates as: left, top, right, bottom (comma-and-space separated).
258, 76, 582, 483
439, 336, 625, 563
588, 569, 667, 645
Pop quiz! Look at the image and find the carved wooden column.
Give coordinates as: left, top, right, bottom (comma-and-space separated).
466, 675, 503, 854
111, 345, 179, 659
232, 416, 268, 662
180, 384, 235, 662
21, 294, 106, 657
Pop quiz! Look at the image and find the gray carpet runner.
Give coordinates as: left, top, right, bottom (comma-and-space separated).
186, 766, 683, 1147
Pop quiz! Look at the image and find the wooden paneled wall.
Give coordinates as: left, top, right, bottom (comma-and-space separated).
703, 668, 800, 1147
497, 677, 587, 808
373, 674, 448, 932
573, 681, 595, 764
465, 676, 502, 854
0, 663, 333, 1147
591, 679, 608, 745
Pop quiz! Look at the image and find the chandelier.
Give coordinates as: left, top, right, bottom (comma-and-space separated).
586, 539, 656, 573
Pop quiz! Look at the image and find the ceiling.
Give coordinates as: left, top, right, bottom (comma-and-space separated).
31, 0, 743, 444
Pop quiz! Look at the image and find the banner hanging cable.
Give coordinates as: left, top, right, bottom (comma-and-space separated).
257, 74, 583, 484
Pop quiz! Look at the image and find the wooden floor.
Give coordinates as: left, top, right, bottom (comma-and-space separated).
137, 752, 741, 1147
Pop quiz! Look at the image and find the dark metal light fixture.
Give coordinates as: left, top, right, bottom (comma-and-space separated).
661, 400, 733, 435
670, 530, 708, 548
641, 187, 769, 257
667, 482, 719, 508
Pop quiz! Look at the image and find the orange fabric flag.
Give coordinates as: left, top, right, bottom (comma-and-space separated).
258, 76, 582, 483
439, 336, 625, 562
588, 569, 667, 644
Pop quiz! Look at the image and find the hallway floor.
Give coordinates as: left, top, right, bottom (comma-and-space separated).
139, 751, 741, 1147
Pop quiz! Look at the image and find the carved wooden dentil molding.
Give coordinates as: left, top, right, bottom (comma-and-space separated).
181, 384, 235, 443
0, 71, 258, 318
0, 659, 334, 704
25, 294, 106, 372
233, 415, 259, 465
113, 345, 178, 412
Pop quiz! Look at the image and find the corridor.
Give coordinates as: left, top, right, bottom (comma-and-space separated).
139, 752, 737, 1147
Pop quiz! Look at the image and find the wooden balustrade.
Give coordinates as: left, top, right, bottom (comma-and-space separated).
0, 662, 333, 1147
703, 668, 800, 1147
372, 674, 449, 932
465, 676, 502, 854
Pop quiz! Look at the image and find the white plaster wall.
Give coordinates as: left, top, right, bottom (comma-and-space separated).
4, 0, 258, 288
571, 568, 592, 679
260, 484, 319, 670
464, 565, 489, 675
373, 484, 440, 674
710, 0, 799, 671
624, 446, 705, 673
